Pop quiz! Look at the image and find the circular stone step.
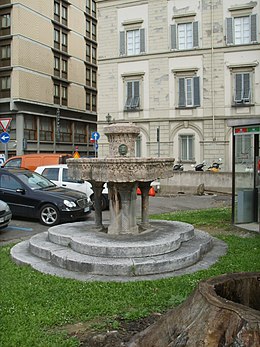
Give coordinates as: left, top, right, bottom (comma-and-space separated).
47, 220, 194, 257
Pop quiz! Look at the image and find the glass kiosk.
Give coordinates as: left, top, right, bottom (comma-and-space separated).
228, 119, 259, 231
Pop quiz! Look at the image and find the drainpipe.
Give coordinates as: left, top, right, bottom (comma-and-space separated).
211, 0, 216, 141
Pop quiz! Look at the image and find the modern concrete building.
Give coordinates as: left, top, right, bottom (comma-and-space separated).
96, 0, 260, 172
0, 0, 98, 158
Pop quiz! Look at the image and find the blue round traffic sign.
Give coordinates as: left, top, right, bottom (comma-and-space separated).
0, 132, 10, 144
91, 131, 100, 141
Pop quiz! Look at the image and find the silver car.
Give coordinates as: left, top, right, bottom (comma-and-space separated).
0, 199, 12, 228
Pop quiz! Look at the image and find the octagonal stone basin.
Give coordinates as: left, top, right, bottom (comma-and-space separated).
67, 157, 175, 183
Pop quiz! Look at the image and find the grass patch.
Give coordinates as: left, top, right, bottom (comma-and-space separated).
0, 207, 259, 346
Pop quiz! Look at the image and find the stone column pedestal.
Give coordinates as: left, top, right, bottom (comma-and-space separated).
108, 182, 139, 235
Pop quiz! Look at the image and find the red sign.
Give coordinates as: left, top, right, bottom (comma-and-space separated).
0, 118, 12, 132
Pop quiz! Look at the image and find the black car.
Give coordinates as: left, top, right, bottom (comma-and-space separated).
0, 199, 12, 228
0, 168, 91, 226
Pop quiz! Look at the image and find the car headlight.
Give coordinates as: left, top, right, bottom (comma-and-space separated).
5, 204, 11, 212
63, 200, 77, 208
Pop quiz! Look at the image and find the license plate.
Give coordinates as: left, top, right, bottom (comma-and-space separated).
84, 207, 89, 212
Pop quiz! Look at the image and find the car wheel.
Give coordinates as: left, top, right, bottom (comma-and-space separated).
90, 194, 109, 211
39, 204, 60, 226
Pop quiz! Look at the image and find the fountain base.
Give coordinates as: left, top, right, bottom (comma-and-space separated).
11, 220, 227, 282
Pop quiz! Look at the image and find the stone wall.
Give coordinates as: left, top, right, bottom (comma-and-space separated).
158, 171, 253, 195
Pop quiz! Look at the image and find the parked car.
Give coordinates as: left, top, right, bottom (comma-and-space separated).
0, 199, 12, 229
2, 153, 72, 171
0, 168, 91, 226
35, 164, 109, 210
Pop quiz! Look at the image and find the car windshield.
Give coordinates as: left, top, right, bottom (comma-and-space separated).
18, 171, 56, 190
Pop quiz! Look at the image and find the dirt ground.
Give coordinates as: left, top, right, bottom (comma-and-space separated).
66, 314, 162, 347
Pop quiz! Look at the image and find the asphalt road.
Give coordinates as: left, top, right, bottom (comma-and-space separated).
0, 193, 231, 245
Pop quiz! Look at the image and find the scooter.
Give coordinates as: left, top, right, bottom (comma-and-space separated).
207, 158, 222, 172
173, 161, 184, 171
191, 160, 206, 171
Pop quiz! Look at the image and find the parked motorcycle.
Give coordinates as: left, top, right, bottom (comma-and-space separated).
173, 161, 184, 171
191, 160, 206, 171
207, 158, 222, 172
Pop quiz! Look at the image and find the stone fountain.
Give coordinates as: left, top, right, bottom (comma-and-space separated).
11, 123, 227, 281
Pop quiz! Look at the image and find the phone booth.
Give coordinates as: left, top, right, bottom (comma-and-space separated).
228, 119, 259, 231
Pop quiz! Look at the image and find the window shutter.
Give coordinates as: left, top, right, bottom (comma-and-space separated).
119, 31, 126, 55
125, 81, 133, 108
243, 73, 250, 101
188, 135, 194, 161
132, 81, 140, 108
226, 18, 233, 44
193, 21, 199, 47
250, 14, 257, 42
178, 78, 185, 107
170, 24, 177, 50
193, 76, 200, 107
140, 28, 145, 53
235, 74, 242, 102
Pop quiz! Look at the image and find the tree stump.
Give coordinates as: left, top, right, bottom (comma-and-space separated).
128, 272, 260, 347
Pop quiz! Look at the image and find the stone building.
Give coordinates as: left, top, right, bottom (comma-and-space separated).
0, 0, 98, 157
96, 0, 260, 171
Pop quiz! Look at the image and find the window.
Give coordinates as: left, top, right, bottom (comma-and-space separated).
24, 115, 37, 140
61, 86, 67, 105
86, 19, 90, 37
42, 168, 59, 181
226, 14, 257, 45
40, 117, 53, 141
61, 33, 68, 47
62, 6, 67, 21
54, 56, 60, 70
85, 90, 97, 112
92, 46, 96, 64
178, 76, 200, 107
54, 83, 68, 106
92, 93, 97, 111
1, 45, 10, 59
1, 14, 10, 28
59, 119, 71, 142
1, 76, 10, 90
86, 44, 90, 62
92, 1, 96, 17
120, 28, 145, 56
54, 84, 60, 98
125, 81, 140, 110
86, 91, 91, 110
92, 22, 96, 40
74, 122, 87, 143
234, 72, 251, 104
179, 135, 194, 161
54, 2, 60, 16
86, 68, 91, 85
86, 0, 90, 14
92, 69, 97, 88
54, 29, 60, 43
171, 22, 198, 50
61, 59, 67, 78
235, 134, 253, 163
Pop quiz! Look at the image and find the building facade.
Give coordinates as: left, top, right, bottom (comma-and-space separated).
96, 0, 260, 172
0, 0, 97, 158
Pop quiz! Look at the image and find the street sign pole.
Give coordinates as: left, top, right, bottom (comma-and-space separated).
5, 143, 8, 160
